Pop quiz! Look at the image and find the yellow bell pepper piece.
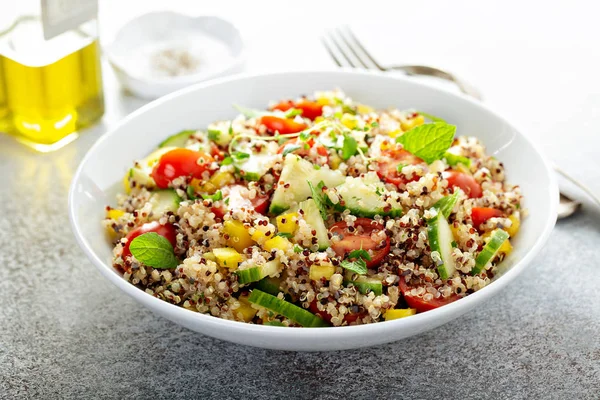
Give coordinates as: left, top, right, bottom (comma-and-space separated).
264, 236, 292, 252
482, 231, 512, 256
276, 212, 298, 235
388, 129, 402, 139
309, 264, 335, 281
401, 115, 425, 131
341, 113, 358, 130
316, 97, 331, 106
506, 214, 520, 237
356, 104, 374, 114
107, 209, 125, 220
209, 171, 235, 189
251, 229, 269, 244
314, 116, 325, 123
203, 252, 216, 262
212, 247, 242, 270
235, 295, 258, 322
384, 308, 417, 321
224, 220, 254, 252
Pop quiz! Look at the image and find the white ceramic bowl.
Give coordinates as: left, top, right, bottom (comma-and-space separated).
69, 70, 558, 351
106, 12, 245, 99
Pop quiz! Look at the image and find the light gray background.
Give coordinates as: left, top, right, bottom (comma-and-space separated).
1, 1, 599, 398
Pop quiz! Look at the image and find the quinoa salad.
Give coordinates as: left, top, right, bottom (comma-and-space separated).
103, 90, 523, 327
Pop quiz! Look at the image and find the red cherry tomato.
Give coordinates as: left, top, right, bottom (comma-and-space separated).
151, 149, 214, 189
272, 100, 323, 121
329, 218, 390, 268
309, 301, 363, 324
443, 170, 482, 198
260, 116, 307, 134
471, 207, 503, 229
121, 221, 177, 262
398, 278, 459, 313
376, 149, 424, 187
211, 185, 270, 219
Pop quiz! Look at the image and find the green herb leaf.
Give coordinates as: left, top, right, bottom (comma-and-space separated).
431, 191, 460, 219
201, 190, 223, 202
186, 185, 197, 200
396, 163, 407, 173
299, 131, 311, 142
348, 248, 372, 261
228, 122, 233, 135
371, 121, 379, 128
293, 245, 303, 253
129, 232, 178, 269
207, 129, 221, 141
282, 144, 301, 156
341, 134, 358, 160
277, 232, 293, 238
221, 157, 234, 166
444, 152, 472, 168
284, 108, 303, 118
232, 151, 250, 160
340, 258, 367, 275
307, 180, 328, 220
396, 122, 456, 164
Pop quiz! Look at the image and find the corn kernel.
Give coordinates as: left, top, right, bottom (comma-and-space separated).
384, 308, 417, 321
341, 113, 358, 130
401, 115, 425, 131
276, 212, 298, 235
236, 295, 258, 322
213, 247, 242, 270
506, 214, 520, 237
107, 209, 125, 220
264, 236, 292, 252
309, 264, 335, 281
224, 220, 253, 252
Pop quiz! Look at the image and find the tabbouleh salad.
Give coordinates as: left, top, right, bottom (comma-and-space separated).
103, 89, 523, 327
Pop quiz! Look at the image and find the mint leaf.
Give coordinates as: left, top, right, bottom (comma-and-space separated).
282, 144, 301, 156
341, 134, 358, 160
348, 248, 372, 261
129, 232, 178, 269
221, 157, 234, 166
307, 180, 327, 220
444, 152, 472, 168
232, 151, 250, 160
416, 111, 446, 123
340, 258, 367, 275
201, 190, 223, 202
207, 129, 221, 141
432, 191, 460, 219
396, 122, 456, 164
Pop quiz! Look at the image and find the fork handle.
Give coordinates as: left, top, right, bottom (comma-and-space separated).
388, 64, 483, 101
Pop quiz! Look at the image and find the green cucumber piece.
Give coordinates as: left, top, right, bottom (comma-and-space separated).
335, 172, 402, 218
149, 189, 181, 217
264, 321, 285, 326
248, 289, 329, 327
254, 276, 282, 296
299, 199, 330, 250
236, 260, 281, 285
427, 211, 457, 280
129, 167, 155, 188
158, 130, 195, 148
472, 229, 510, 275
432, 191, 460, 219
269, 154, 344, 214
344, 273, 383, 295
444, 152, 472, 168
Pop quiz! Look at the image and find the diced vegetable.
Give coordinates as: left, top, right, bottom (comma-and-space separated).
254, 276, 282, 296
158, 130, 195, 148
264, 235, 292, 252
506, 213, 520, 237
235, 295, 258, 322
334, 172, 402, 218
276, 212, 298, 235
298, 199, 330, 250
344, 273, 383, 295
309, 264, 335, 281
471, 229, 510, 275
248, 289, 329, 327
213, 247, 243, 270
384, 308, 416, 321
106, 209, 125, 220
223, 220, 253, 252
236, 260, 281, 284
427, 211, 457, 280
148, 189, 181, 218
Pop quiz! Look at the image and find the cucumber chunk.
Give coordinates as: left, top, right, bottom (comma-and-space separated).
158, 130, 195, 148
299, 199, 330, 250
344, 274, 383, 296
471, 229, 510, 275
236, 260, 281, 285
427, 211, 457, 279
149, 189, 181, 217
335, 172, 402, 218
431, 191, 460, 219
270, 154, 344, 214
254, 276, 282, 296
248, 289, 329, 327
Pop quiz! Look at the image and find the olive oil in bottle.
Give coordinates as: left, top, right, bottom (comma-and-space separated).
0, 1, 104, 152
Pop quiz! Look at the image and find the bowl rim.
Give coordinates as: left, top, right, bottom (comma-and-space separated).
69, 69, 559, 340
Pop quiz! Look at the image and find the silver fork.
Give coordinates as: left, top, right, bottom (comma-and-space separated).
322, 26, 599, 219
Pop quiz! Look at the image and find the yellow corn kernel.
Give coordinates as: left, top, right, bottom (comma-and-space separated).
341, 113, 358, 130
357, 104, 374, 114
401, 115, 425, 131
506, 214, 520, 237
384, 308, 417, 321
276, 212, 298, 235
235, 295, 258, 322
264, 236, 292, 252
213, 247, 242, 270
309, 264, 335, 281
388, 129, 402, 139
224, 220, 253, 252
209, 171, 235, 189
107, 209, 125, 220
123, 173, 131, 194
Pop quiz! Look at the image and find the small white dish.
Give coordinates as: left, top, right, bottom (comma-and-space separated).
69, 70, 558, 351
106, 12, 245, 99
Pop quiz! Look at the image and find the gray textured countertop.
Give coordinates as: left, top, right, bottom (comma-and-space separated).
2, 2, 600, 398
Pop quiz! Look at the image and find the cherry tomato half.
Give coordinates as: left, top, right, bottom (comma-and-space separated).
151, 149, 214, 189
329, 218, 390, 268
272, 100, 323, 121
260, 116, 307, 135
398, 278, 459, 313
471, 207, 503, 229
443, 170, 482, 198
376, 149, 424, 187
121, 221, 177, 262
